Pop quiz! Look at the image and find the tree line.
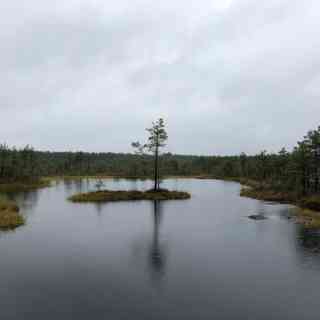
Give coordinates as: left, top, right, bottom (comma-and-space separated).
1, 125, 320, 196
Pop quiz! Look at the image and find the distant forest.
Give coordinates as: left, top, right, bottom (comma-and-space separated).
1, 126, 320, 196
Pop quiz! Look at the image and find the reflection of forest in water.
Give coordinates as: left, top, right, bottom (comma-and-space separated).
254, 201, 320, 259
4, 178, 320, 273
62, 178, 90, 194
5, 190, 40, 213
296, 226, 320, 252
292, 225, 320, 270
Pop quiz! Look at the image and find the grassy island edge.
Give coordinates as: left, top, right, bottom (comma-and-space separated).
68, 189, 191, 203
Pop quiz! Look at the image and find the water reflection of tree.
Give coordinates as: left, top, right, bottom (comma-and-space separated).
62, 178, 87, 192
70, 178, 88, 193
74, 179, 85, 193
148, 200, 166, 282
93, 202, 106, 216
256, 201, 266, 217
63, 179, 74, 192
292, 224, 320, 271
7, 190, 39, 212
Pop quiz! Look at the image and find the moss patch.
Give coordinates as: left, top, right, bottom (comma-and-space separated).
300, 196, 320, 212
0, 200, 25, 229
69, 189, 191, 203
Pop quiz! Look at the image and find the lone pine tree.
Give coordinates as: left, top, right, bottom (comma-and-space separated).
132, 118, 168, 191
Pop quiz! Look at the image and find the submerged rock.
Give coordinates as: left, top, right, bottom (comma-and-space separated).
248, 214, 268, 220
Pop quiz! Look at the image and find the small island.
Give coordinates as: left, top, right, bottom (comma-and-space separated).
69, 189, 191, 203
0, 200, 25, 229
69, 119, 191, 204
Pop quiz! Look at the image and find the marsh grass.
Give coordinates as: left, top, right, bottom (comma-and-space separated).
240, 187, 296, 203
0, 179, 51, 193
292, 208, 320, 229
240, 184, 320, 229
240, 187, 320, 210
0, 200, 25, 229
69, 188, 191, 203
300, 196, 320, 212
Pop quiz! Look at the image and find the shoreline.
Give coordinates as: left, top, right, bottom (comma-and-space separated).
46, 174, 212, 181
2, 175, 320, 229
0, 175, 214, 193
0, 179, 51, 193
236, 180, 320, 229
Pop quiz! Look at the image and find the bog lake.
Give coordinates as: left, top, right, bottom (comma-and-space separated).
1, 178, 320, 319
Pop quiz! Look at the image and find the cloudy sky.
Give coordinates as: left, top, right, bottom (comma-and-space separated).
1, 0, 319, 155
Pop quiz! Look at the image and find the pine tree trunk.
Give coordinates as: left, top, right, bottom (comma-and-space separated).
315, 153, 320, 193
154, 145, 159, 191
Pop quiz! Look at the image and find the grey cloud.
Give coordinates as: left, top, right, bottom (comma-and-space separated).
1, 0, 320, 154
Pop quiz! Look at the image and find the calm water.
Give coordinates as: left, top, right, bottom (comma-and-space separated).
1, 178, 320, 319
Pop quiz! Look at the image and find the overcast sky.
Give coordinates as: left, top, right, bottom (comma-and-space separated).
1, 0, 320, 155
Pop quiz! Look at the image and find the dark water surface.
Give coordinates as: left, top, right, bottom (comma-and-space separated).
1, 179, 320, 319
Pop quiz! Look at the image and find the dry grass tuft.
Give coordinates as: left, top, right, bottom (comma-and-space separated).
0, 200, 25, 229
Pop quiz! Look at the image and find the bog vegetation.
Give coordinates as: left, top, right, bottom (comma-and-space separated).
69, 189, 191, 203
0, 200, 24, 229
